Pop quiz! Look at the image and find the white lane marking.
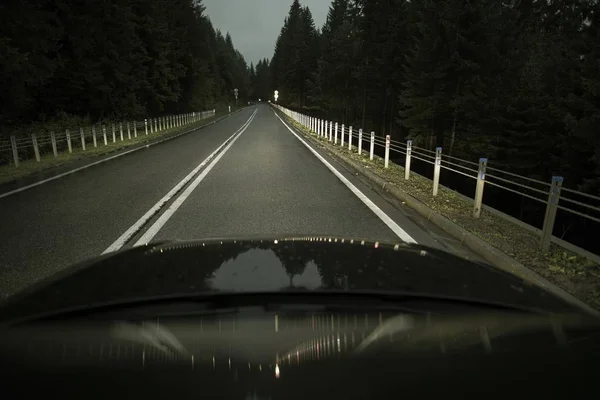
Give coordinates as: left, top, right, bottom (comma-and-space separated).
273, 111, 417, 244
133, 112, 256, 246
102, 110, 257, 254
0, 109, 250, 200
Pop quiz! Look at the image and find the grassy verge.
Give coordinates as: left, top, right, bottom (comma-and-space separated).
0, 108, 240, 185
281, 111, 600, 310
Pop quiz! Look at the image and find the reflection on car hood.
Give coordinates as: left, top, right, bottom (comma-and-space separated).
0, 236, 579, 319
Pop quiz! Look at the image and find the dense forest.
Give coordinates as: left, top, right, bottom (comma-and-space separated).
0, 0, 250, 129
265, 0, 600, 194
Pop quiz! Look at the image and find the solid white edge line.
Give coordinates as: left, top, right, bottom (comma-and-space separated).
133, 111, 255, 246
0, 109, 250, 200
273, 109, 417, 244
102, 110, 257, 254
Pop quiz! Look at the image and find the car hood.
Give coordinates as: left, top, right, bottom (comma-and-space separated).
0, 236, 580, 320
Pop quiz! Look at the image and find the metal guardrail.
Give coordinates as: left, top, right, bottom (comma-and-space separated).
273, 104, 600, 255
0, 110, 217, 168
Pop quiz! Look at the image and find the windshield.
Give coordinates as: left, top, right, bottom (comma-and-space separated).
0, 0, 599, 319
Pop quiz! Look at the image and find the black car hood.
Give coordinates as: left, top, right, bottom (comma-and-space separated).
0, 237, 580, 319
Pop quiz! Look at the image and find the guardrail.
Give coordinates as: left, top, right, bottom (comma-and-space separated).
273, 104, 600, 256
0, 109, 217, 168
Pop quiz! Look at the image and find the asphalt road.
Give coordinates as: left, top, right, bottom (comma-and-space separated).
0, 104, 481, 299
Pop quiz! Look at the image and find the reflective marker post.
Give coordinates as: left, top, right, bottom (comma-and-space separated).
541, 176, 563, 252
32, 134, 40, 162
334, 123, 338, 145
473, 157, 487, 218
348, 127, 353, 151
384, 135, 390, 169
51, 131, 58, 156
369, 132, 375, 161
10, 136, 18, 167
358, 129, 363, 155
433, 147, 442, 196
80, 127, 86, 151
341, 124, 345, 147
405, 140, 412, 180
66, 129, 72, 153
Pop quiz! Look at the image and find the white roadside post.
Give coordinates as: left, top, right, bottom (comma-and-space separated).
144, 119, 148, 135
10, 136, 19, 167
369, 132, 375, 160
32, 134, 41, 162
66, 129, 73, 153
127, 122, 131, 139
133, 122, 137, 138
51, 131, 58, 156
103, 126, 108, 145
384, 135, 390, 168
329, 121, 333, 142
150, 118, 154, 133
541, 176, 564, 252
154, 118, 158, 132
92, 126, 97, 148
119, 123, 124, 141
473, 157, 488, 218
320, 120, 324, 137
405, 140, 412, 180
433, 147, 442, 196
348, 127, 353, 151
334, 123, 338, 145
80, 127, 86, 150
341, 124, 345, 147
358, 129, 363, 155
112, 124, 116, 142
158, 117, 162, 131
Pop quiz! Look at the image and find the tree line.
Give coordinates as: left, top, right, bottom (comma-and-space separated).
264, 0, 600, 193
0, 0, 250, 130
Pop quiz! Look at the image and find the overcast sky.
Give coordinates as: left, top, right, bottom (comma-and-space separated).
203, 0, 330, 66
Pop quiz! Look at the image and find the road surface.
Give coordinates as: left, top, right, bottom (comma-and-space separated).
0, 105, 481, 299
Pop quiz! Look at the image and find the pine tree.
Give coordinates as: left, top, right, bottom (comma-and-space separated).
271, 0, 319, 108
